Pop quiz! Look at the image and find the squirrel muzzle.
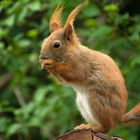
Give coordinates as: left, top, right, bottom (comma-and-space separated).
39, 53, 54, 69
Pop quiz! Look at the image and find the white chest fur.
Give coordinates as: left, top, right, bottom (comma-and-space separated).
72, 85, 98, 126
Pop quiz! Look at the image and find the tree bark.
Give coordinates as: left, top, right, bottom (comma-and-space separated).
56, 129, 123, 140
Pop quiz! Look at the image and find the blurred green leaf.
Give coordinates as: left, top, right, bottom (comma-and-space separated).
34, 85, 53, 104
27, 29, 38, 38
84, 19, 97, 27
83, 5, 100, 17
131, 56, 140, 67
3, 15, 15, 27
17, 39, 31, 48
28, 116, 42, 127
7, 123, 21, 136
28, 1, 41, 11
104, 4, 119, 12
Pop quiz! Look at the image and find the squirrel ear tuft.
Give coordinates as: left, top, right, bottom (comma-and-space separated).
50, 5, 64, 33
64, 4, 83, 28
63, 4, 83, 40
64, 23, 73, 40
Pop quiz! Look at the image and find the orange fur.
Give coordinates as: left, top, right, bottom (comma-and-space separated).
64, 4, 83, 27
40, 4, 140, 133
122, 103, 140, 123
50, 5, 64, 32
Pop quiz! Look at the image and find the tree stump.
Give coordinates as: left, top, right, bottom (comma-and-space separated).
56, 129, 123, 140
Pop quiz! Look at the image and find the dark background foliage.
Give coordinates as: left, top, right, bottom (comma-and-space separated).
0, 0, 140, 139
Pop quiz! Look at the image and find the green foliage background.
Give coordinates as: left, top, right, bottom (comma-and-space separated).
0, 0, 140, 139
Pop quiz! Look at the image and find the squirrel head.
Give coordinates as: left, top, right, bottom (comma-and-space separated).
39, 4, 83, 67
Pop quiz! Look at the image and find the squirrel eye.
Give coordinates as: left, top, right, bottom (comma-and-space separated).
53, 41, 61, 48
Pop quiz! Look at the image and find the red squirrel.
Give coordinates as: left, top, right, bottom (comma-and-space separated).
39, 4, 140, 133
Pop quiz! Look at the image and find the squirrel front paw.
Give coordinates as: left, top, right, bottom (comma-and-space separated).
40, 59, 55, 69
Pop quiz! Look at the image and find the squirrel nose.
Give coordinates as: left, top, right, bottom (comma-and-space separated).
39, 53, 48, 60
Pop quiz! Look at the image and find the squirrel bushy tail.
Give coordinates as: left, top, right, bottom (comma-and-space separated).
122, 102, 140, 123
